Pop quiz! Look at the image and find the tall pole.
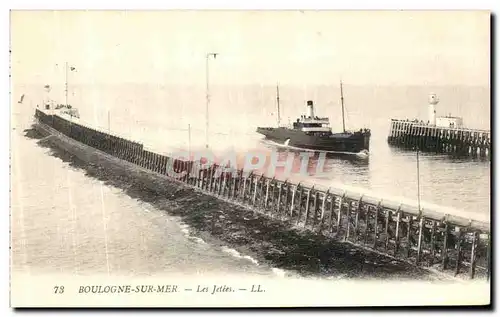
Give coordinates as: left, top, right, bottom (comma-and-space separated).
276, 83, 281, 127
65, 62, 68, 106
205, 52, 218, 149
108, 110, 110, 132
188, 123, 191, 158
205, 56, 209, 149
340, 80, 346, 133
417, 147, 421, 213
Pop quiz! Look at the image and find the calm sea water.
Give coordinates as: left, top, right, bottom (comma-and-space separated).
11, 83, 490, 277
11, 105, 277, 278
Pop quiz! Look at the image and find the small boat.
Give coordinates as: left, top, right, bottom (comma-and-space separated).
17, 94, 25, 104
256, 81, 371, 154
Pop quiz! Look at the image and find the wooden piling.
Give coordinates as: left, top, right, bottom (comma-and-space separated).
469, 231, 478, 279
387, 119, 490, 159
220, 168, 227, 196
362, 204, 369, 245
336, 194, 344, 235
486, 234, 491, 281
242, 172, 251, 203
327, 195, 336, 234
290, 184, 297, 217
296, 186, 304, 225
416, 217, 425, 264
304, 188, 312, 227
429, 221, 436, 266
454, 229, 463, 276
276, 182, 282, 216
230, 171, 237, 199
345, 200, 351, 241
269, 179, 277, 215
318, 189, 329, 232
373, 203, 381, 249
442, 222, 450, 270
353, 200, 360, 242
406, 215, 413, 258
252, 175, 259, 206
264, 178, 271, 209
282, 182, 289, 220
394, 210, 401, 255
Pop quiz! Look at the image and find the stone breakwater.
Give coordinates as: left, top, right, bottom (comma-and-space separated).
33, 109, 491, 280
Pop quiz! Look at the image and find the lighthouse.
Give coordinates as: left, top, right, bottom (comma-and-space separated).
428, 93, 438, 126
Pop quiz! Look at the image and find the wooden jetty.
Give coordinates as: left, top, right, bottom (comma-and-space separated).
387, 119, 491, 158
34, 109, 491, 280
387, 93, 491, 158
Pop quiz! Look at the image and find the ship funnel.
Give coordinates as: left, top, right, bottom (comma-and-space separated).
428, 93, 438, 126
306, 100, 315, 118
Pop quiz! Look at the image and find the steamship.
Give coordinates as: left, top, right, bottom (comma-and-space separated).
256, 82, 371, 154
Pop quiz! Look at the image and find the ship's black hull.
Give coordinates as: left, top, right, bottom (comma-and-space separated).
256, 127, 370, 153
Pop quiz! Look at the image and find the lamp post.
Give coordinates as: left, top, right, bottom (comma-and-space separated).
205, 52, 218, 149
416, 147, 421, 213
188, 123, 191, 158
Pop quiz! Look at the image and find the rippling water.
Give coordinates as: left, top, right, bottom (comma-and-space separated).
20, 83, 490, 215
11, 83, 490, 278
11, 106, 279, 278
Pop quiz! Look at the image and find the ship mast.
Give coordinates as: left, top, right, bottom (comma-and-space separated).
340, 80, 346, 133
65, 61, 68, 106
276, 83, 281, 127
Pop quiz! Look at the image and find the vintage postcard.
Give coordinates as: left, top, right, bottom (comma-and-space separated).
10, 10, 491, 307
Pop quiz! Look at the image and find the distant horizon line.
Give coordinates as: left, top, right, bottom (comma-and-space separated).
11, 82, 491, 89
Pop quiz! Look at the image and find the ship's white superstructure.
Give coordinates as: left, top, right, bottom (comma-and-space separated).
295, 100, 332, 133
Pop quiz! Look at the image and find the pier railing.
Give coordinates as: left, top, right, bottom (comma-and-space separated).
35, 109, 491, 279
387, 119, 491, 158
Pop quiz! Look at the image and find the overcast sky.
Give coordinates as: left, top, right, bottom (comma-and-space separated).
11, 10, 490, 86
